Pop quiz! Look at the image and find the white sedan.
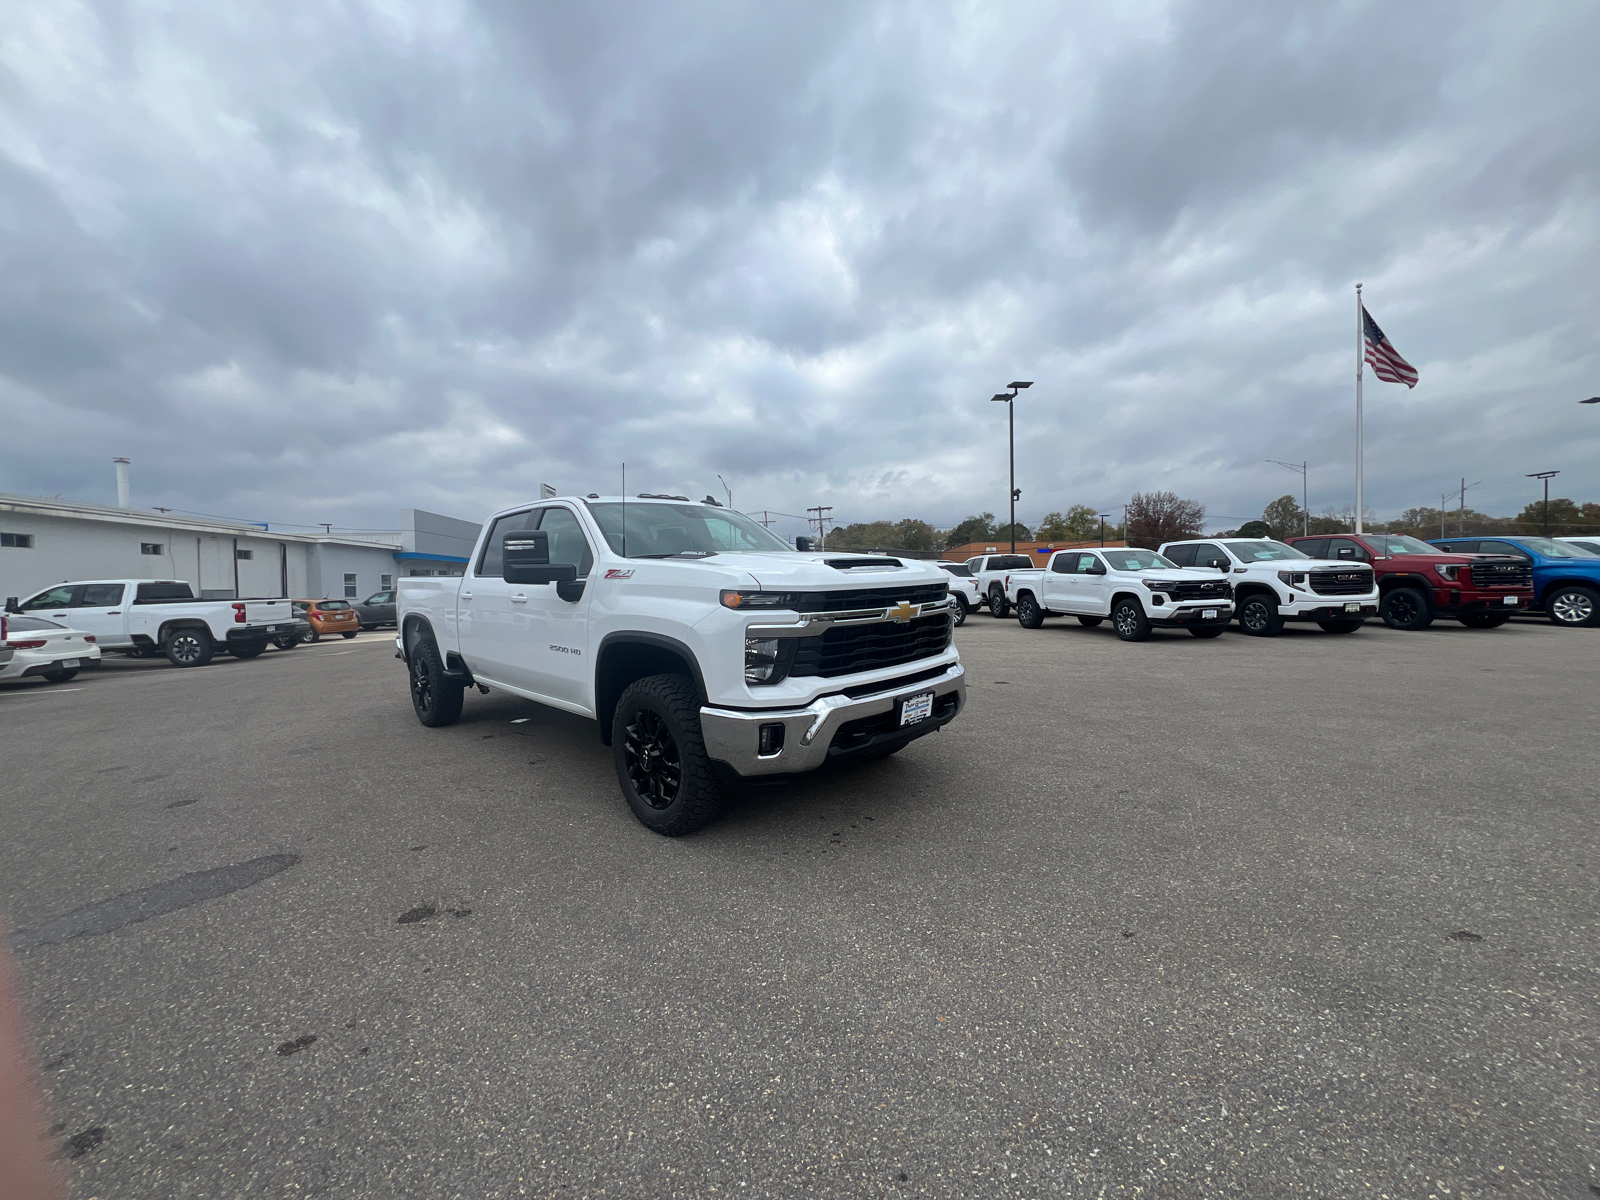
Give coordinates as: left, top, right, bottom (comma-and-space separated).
1, 615, 102, 684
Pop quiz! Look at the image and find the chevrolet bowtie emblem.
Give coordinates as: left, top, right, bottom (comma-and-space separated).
889, 601, 920, 622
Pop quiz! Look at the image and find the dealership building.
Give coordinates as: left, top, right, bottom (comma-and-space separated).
0, 491, 481, 605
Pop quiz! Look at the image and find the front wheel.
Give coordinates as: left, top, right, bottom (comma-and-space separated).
612, 673, 725, 836
41, 668, 79, 682
1016, 593, 1044, 629
1460, 612, 1513, 629
1546, 585, 1600, 627
1380, 587, 1433, 631
952, 598, 968, 628
407, 636, 464, 727
1316, 620, 1364, 634
1077, 616, 1103, 628
1237, 594, 1284, 637
1112, 598, 1151, 642
164, 627, 215, 668
988, 587, 1011, 619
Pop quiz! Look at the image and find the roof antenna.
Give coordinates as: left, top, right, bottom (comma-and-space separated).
621, 463, 627, 559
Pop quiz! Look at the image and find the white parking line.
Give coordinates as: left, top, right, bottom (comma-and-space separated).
0, 687, 85, 699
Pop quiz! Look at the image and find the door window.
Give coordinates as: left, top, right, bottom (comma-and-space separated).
77, 584, 126, 606
1479, 540, 1531, 560
1440, 540, 1476, 553
22, 585, 77, 610
1072, 554, 1101, 574
536, 507, 594, 578
476, 510, 538, 576
1190, 543, 1228, 569
1326, 538, 1370, 562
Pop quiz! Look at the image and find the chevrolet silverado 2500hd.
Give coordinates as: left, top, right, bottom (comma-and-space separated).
1158, 538, 1379, 635
1002, 547, 1235, 640
396, 495, 967, 834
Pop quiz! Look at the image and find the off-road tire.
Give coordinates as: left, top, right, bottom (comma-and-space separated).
230, 641, 266, 659
407, 634, 464, 727
1237, 594, 1284, 637
1546, 585, 1600, 627
1077, 616, 1104, 628
1459, 611, 1513, 629
164, 627, 215, 668
1016, 593, 1044, 629
611, 673, 725, 836
1317, 619, 1364, 634
1380, 587, 1433, 631
1112, 597, 1151, 642
988, 587, 1011, 619
341, 631, 357, 639
1188, 626, 1226, 638
41, 668, 79, 682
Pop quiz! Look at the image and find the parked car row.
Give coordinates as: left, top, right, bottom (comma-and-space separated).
983, 532, 1598, 640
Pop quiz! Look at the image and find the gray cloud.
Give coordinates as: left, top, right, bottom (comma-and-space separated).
0, 0, 1597, 542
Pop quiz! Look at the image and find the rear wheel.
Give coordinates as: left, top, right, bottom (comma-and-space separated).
230, 641, 266, 659
612, 673, 725, 836
988, 587, 1011, 619
304, 626, 321, 643
1317, 619, 1364, 634
1460, 611, 1513, 629
1546, 585, 1600, 627
164, 627, 214, 668
407, 635, 464, 727
1016, 593, 1044, 629
40, 668, 79, 682
1380, 587, 1433, 631
1112, 597, 1151, 642
1188, 626, 1226, 638
1237, 594, 1284, 637
1077, 616, 1103, 628
272, 635, 302, 650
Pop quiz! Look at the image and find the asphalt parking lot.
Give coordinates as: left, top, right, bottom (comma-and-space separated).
3, 617, 1597, 1199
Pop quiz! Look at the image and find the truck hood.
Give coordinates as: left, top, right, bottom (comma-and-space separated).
736, 553, 947, 591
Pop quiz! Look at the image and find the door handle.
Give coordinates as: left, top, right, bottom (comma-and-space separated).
510, 592, 528, 604
460, 592, 473, 601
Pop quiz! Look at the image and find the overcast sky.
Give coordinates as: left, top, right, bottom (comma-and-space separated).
3, 1, 1597, 540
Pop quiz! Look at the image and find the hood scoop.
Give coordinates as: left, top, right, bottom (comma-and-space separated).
825, 557, 903, 570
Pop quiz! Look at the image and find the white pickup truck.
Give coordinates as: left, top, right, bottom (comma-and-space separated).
4, 579, 303, 666
963, 552, 1036, 618
1002, 546, 1235, 640
396, 494, 967, 835
1157, 538, 1379, 635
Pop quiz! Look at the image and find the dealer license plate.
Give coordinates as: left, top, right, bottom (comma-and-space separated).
266, 625, 277, 632
900, 692, 934, 726
1201, 609, 1218, 620
1503, 596, 1518, 605
61, 658, 80, 668
1344, 602, 1361, 612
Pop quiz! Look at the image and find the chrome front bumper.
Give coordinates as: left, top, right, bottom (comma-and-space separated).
699, 661, 966, 777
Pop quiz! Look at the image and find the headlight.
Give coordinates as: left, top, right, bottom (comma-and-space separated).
1277, 571, 1308, 587
1141, 580, 1179, 591
745, 637, 781, 684
1434, 563, 1460, 581
721, 590, 798, 610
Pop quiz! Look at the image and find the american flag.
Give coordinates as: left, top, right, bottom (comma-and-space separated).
1362, 306, 1418, 387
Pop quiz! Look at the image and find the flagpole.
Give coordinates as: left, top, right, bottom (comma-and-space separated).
1354, 282, 1364, 535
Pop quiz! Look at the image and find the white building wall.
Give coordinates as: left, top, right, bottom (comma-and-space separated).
304, 542, 402, 601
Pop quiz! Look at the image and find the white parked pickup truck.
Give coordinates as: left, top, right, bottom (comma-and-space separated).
1002, 547, 1235, 640
4, 580, 304, 666
963, 552, 1035, 618
396, 494, 967, 835
1157, 538, 1379, 635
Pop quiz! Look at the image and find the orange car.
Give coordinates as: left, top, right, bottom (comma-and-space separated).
292, 599, 360, 642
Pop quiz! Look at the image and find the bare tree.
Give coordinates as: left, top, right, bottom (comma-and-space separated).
1124, 491, 1205, 549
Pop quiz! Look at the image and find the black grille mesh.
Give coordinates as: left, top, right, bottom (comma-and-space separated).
794, 583, 949, 613
789, 613, 953, 678
1468, 562, 1532, 588
1309, 570, 1374, 596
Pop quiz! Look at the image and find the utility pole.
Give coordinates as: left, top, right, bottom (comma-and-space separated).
1527, 470, 1559, 536
757, 510, 773, 529
1457, 479, 1481, 537
1268, 460, 1310, 536
807, 505, 833, 551
1440, 491, 1452, 541
320, 523, 332, 535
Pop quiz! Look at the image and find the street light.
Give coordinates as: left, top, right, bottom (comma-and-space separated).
1098, 513, 1111, 547
1527, 470, 1559, 536
989, 381, 1032, 552
1267, 460, 1309, 537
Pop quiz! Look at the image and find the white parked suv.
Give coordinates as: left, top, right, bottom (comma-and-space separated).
933, 561, 981, 625
1158, 538, 1379, 635
397, 494, 967, 835
1002, 547, 1235, 640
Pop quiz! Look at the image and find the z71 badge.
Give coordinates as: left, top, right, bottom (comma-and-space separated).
604, 569, 635, 579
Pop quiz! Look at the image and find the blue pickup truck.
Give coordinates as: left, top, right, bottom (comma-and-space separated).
1429, 536, 1600, 627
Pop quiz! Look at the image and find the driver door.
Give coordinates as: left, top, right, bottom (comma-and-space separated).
520, 505, 595, 706
20, 585, 79, 622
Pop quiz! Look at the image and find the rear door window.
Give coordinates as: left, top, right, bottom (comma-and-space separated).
1049, 554, 1074, 574
1162, 543, 1196, 566
136, 582, 195, 601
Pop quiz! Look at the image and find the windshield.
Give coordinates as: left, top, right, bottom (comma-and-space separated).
938, 564, 973, 577
5, 616, 65, 631
1514, 537, 1597, 559
1223, 540, 1309, 561
1103, 549, 1177, 570
1363, 534, 1443, 555
1564, 539, 1600, 555
587, 502, 793, 557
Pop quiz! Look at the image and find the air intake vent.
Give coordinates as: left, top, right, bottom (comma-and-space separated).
825, 557, 903, 569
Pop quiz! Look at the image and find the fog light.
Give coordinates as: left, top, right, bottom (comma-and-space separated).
758, 723, 785, 756
1150, 594, 1165, 606
745, 637, 780, 684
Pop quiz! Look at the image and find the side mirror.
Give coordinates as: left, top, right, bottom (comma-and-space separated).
1205, 559, 1227, 571
1089, 563, 1107, 576
3, 597, 18, 614
1337, 547, 1356, 559
795, 536, 814, 552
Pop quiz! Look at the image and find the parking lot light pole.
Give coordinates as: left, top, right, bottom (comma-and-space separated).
1527, 470, 1559, 535
1098, 513, 1111, 546
989, 382, 1032, 553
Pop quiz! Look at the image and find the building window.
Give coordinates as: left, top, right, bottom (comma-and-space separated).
344, 573, 358, 597
409, 569, 432, 576
236, 548, 253, 560
2, 532, 35, 548
380, 573, 393, 589
141, 543, 163, 555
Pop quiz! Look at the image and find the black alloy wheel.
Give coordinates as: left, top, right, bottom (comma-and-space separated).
164, 627, 214, 667
1016, 594, 1044, 629
1380, 587, 1433, 631
989, 587, 1011, 619
1547, 585, 1600, 627
1077, 616, 1103, 628
1112, 598, 1151, 642
408, 636, 464, 727
622, 708, 682, 811
1237, 595, 1284, 637
611, 674, 725, 835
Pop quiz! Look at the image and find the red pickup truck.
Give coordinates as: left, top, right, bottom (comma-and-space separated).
1285, 532, 1534, 630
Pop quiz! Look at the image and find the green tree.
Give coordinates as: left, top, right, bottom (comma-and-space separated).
944, 513, 997, 550
1516, 497, 1582, 534
1124, 491, 1205, 549
1261, 494, 1307, 540
1036, 505, 1101, 541
893, 518, 939, 557
1237, 520, 1272, 538
828, 520, 895, 551
995, 521, 1032, 543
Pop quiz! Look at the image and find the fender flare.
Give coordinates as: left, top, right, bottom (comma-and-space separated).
594, 632, 708, 745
